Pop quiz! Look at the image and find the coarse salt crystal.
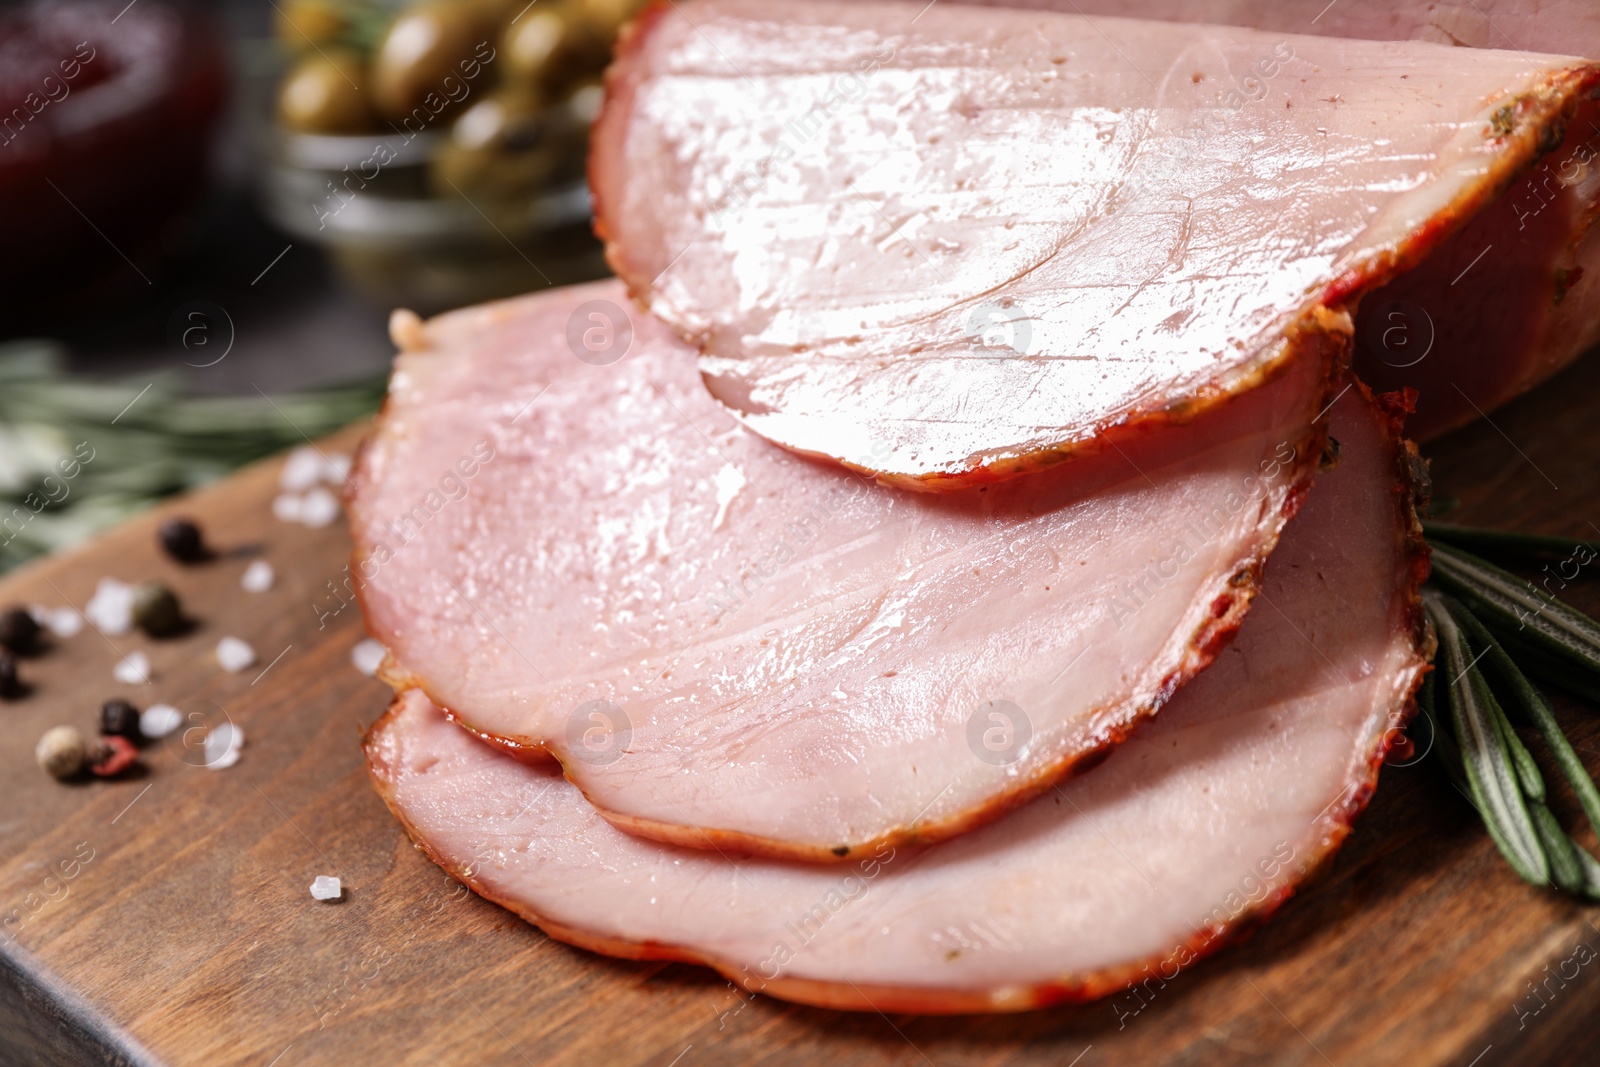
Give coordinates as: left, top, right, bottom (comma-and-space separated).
204, 721, 243, 770
350, 638, 387, 677
241, 559, 275, 593
324, 453, 352, 485
272, 493, 304, 523
310, 875, 342, 901
280, 446, 325, 492
216, 636, 256, 672
140, 703, 182, 739
113, 650, 151, 685
85, 578, 135, 635
32, 605, 83, 638
299, 486, 341, 528
282, 447, 351, 492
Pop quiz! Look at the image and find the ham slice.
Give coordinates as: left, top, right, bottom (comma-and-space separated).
364, 386, 1429, 1013
349, 278, 1329, 862
591, 0, 1599, 485
960, 0, 1600, 440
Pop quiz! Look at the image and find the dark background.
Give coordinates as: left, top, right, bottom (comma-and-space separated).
5, 0, 426, 394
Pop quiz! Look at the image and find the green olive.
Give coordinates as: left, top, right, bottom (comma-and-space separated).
433, 90, 576, 204
372, 1, 495, 121
274, 0, 350, 49
568, 0, 645, 39
501, 6, 603, 93
277, 51, 374, 133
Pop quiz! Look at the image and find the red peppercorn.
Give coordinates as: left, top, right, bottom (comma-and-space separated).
88, 736, 138, 777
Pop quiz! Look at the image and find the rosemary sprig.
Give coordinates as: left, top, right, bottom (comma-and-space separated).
1448, 603, 1600, 841
1425, 591, 1548, 884
1423, 540, 1600, 899
1424, 520, 1600, 563
0, 339, 386, 573
1427, 541, 1600, 694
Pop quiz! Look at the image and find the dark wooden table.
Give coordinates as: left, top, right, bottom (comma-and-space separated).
3, 352, 1600, 1066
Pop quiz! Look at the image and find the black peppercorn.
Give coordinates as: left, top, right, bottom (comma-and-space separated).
100, 698, 143, 742
0, 649, 21, 700
131, 581, 184, 637
0, 605, 40, 654
159, 517, 208, 563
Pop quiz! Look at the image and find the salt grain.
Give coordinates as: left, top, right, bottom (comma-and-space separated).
140, 703, 182, 739
32, 605, 83, 638
281, 447, 350, 493
350, 638, 387, 677
309, 875, 342, 901
113, 650, 151, 685
299, 486, 340, 528
204, 721, 243, 770
272, 493, 304, 523
85, 578, 135, 635
280, 446, 325, 492
324, 453, 352, 485
241, 560, 275, 593
216, 636, 256, 672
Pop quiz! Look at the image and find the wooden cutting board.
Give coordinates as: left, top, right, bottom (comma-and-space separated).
5, 355, 1600, 1067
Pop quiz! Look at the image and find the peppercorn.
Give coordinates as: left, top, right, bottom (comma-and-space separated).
159, 517, 208, 563
36, 725, 86, 780
0, 605, 40, 654
100, 698, 143, 742
131, 581, 184, 637
88, 736, 138, 777
0, 649, 21, 699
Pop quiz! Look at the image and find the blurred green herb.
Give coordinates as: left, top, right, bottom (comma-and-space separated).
1421, 531, 1600, 897
0, 339, 385, 574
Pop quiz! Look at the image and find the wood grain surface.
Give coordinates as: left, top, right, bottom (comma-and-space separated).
3, 354, 1600, 1067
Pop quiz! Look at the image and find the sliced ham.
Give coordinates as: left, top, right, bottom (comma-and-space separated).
349, 278, 1330, 862
960, 0, 1600, 440
591, 0, 1599, 486
364, 386, 1429, 1013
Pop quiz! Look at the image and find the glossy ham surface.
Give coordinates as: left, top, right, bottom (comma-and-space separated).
592, 0, 1599, 486
349, 278, 1330, 862
365, 387, 1429, 1013
962, 0, 1600, 440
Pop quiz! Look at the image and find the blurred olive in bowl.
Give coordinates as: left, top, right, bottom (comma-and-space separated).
277, 49, 374, 134
432, 89, 574, 205
372, 1, 498, 121
503, 4, 603, 92
273, 0, 350, 48
570, 0, 646, 38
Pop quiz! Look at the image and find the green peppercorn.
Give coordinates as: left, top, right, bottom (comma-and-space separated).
0, 649, 21, 700
159, 517, 208, 563
132, 581, 184, 637
100, 698, 143, 742
0, 605, 40, 654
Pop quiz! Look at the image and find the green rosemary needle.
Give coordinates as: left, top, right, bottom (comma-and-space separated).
1424, 590, 1549, 885
1424, 521, 1600, 563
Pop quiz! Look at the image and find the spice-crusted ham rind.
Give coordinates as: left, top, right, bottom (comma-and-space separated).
363, 386, 1430, 1013
967, 0, 1600, 440
348, 278, 1333, 863
591, 0, 1600, 487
